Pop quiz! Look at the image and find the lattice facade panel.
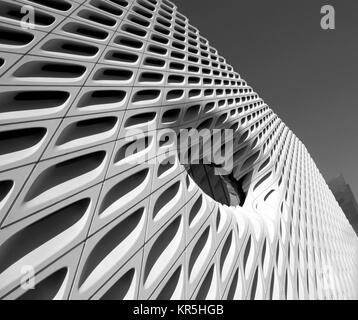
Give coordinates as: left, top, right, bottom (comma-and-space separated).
0, 0, 357, 300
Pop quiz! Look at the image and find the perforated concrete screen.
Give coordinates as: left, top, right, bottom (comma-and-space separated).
0, 0, 357, 300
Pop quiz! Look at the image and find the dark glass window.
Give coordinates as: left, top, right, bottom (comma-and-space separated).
187, 163, 246, 207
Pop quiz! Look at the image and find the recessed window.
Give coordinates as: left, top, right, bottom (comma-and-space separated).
186, 163, 247, 207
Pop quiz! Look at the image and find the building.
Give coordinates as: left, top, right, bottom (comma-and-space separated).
0, 0, 357, 300
329, 175, 358, 237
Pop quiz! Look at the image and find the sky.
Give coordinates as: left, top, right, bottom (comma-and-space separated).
174, 0, 358, 199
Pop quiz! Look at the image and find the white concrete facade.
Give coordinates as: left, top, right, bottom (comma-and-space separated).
0, 0, 357, 300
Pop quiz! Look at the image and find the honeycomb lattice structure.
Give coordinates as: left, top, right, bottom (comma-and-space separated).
0, 0, 357, 300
